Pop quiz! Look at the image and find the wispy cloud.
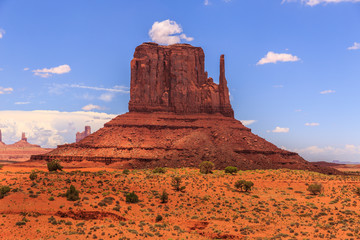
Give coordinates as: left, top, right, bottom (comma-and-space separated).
204, 0, 210, 5
14, 102, 30, 105
320, 89, 335, 94
348, 42, 360, 50
0, 110, 116, 147
270, 126, 290, 133
240, 120, 257, 126
33, 64, 71, 78
305, 122, 319, 126
82, 104, 103, 111
48, 84, 129, 95
70, 84, 129, 93
149, 19, 193, 45
288, 144, 360, 162
282, 0, 360, 6
23, 68, 29, 71
99, 93, 115, 102
0, 87, 13, 94
0, 29, 5, 39
257, 52, 300, 65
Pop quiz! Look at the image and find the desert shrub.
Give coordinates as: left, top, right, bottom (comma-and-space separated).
0, 185, 11, 199
47, 159, 63, 172
29, 171, 38, 180
225, 166, 238, 175
160, 189, 169, 203
355, 187, 360, 196
153, 167, 166, 174
48, 196, 54, 201
307, 183, 323, 195
125, 192, 139, 203
15, 221, 26, 226
155, 215, 163, 222
65, 185, 80, 201
199, 161, 214, 174
235, 180, 254, 192
0, 164, 3, 170
122, 169, 130, 175
171, 176, 185, 191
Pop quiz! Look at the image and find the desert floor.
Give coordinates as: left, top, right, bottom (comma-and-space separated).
0, 163, 360, 240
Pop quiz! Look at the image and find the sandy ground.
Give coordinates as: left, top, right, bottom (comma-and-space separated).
1, 163, 360, 239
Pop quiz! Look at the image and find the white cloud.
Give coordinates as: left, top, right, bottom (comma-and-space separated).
240, 120, 257, 126
0, 110, 117, 148
149, 19, 194, 45
283, 0, 360, 6
273, 85, 284, 88
82, 104, 103, 111
99, 93, 114, 102
257, 52, 300, 65
348, 42, 360, 50
14, 102, 30, 105
271, 126, 289, 133
289, 144, 360, 162
0, 29, 5, 39
0, 87, 13, 94
295, 109, 303, 112
70, 84, 129, 93
320, 89, 335, 94
48, 84, 129, 95
204, 0, 210, 5
23, 68, 29, 71
305, 122, 319, 126
33, 64, 71, 78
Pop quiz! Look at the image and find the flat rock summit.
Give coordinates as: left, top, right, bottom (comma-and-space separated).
32, 43, 338, 174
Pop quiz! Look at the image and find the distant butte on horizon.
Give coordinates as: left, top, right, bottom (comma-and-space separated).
32, 42, 340, 175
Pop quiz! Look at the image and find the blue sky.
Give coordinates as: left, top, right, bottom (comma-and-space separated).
0, 0, 360, 162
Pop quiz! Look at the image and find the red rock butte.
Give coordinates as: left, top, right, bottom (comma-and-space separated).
31, 42, 339, 174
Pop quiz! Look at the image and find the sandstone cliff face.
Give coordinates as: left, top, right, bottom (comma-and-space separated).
129, 43, 234, 118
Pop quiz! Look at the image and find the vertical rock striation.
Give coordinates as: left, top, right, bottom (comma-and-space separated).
129, 43, 234, 118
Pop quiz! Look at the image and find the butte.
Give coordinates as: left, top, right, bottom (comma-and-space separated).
32, 42, 338, 174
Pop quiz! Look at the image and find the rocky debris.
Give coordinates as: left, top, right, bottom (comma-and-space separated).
55, 210, 126, 221
129, 42, 234, 117
76, 126, 91, 143
31, 42, 341, 175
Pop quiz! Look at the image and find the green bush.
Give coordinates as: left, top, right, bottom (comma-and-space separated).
65, 185, 80, 201
307, 183, 323, 195
125, 192, 139, 203
0, 164, 3, 170
160, 189, 169, 203
171, 176, 185, 191
235, 180, 254, 192
199, 161, 214, 174
29, 171, 38, 180
225, 166, 238, 175
153, 167, 166, 174
0, 185, 11, 199
355, 187, 360, 196
155, 215, 163, 222
47, 159, 63, 172
122, 169, 130, 175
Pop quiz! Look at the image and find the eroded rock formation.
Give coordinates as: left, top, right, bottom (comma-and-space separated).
31, 43, 340, 175
129, 43, 234, 117
0, 131, 51, 162
76, 126, 91, 143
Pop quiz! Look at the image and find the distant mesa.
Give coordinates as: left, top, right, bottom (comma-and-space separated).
76, 126, 91, 143
32, 42, 340, 175
0, 131, 51, 163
